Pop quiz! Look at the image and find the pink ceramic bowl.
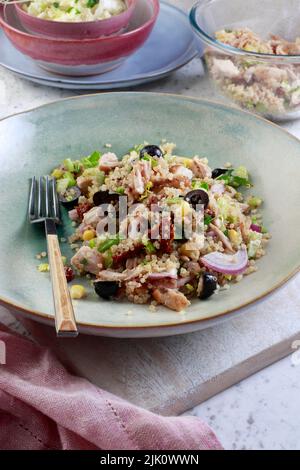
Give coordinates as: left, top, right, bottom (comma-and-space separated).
0, 0, 159, 76
15, 0, 137, 39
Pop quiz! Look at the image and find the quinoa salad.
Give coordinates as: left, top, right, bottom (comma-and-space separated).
206, 28, 300, 116
22, 0, 126, 23
41, 142, 270, 313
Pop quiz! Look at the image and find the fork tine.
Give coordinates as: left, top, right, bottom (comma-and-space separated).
28, 177, 36, 220
45, 176, 50, 218
38, 176, 44, 218
51, 177, 60, 221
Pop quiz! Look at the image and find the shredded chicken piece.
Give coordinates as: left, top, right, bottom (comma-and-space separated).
239, 203, 250, 213
240, 222, 249, 243
211, 58, 240, 79
249, 65, 288, 90
270, 34, 300, 55
179, 233, 204, 260
77, 176, 94, 195
170, 164, 193, 180
191, 157, 212, 178
186, 261, 201, 274
129, 160, 151, 196
71, 246, 103, 275
151, 175, 191, 189
209, 223, 235, 253
97, 265, 148, 282
99, 153, 120, 172
83, 206, 102, 227
152, 288, 190, 312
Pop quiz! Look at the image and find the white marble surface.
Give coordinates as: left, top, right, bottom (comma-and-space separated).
188, 356, 300, 450
1, 0, 300, 451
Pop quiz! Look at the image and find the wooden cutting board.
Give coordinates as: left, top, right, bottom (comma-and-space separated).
5, 271, 300, 416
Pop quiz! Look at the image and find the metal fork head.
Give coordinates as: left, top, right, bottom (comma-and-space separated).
28, 176, 61, 224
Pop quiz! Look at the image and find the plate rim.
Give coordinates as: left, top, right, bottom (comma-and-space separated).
1, 44, 197, 89
0, 1, 197, 88
1, 91, 300, 332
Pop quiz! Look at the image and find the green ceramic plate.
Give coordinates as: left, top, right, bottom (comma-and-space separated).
1, 93, 300, 337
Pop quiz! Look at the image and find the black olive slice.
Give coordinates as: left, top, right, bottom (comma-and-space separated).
94, 281, 119, 300
140, 145, 163, 159
93, 190, 120, 207
184, 189, 209, 209
212, 168, 228, 179
198, 273, 218, 300
58, 186, 81, 208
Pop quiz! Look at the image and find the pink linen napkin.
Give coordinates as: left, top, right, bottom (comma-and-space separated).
0, 324, 222, 450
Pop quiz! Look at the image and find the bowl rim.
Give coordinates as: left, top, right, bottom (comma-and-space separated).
190, 0, 300, 62
1, 91, 300, 332
0, 0, 159, 43
14, 0, 137, 27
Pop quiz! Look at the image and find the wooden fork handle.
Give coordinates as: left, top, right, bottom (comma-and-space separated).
47, 234, 78, 337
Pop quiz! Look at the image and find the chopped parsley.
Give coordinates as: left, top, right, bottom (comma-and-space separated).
141, 154, 158, 168
192, 180, 209, 191
115, 187, 125, 195
144, 241, 156, 254
204, 215, 213, 226
86, 0, 99, 7
104, 251, 113, 268
98, 237, 120, 253
81, 151, 101, 169
216, 167, 251, 189
88, 239, 96, 249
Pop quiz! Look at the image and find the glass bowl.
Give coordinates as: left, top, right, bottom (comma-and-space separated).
190, 0, 300, 121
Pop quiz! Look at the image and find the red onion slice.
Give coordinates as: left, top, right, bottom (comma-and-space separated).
147, 271, 178, 280
250, 224, 262, 233
201, 248, 248, 275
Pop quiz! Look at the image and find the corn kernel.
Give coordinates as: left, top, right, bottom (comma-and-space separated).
184, 158, 192, 168
51, 168, 64, 179
82, 229, 96, 241
228, 229, 242, 246
70, 285, 86, 300
185, 283, 194, 292
175, 157, 192, 168
248, 196, 263, 209
182, 201, 191, 216
146, 181, 153, 191
37, 263, 49, 272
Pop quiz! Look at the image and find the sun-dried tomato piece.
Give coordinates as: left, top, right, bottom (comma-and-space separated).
76, 202, 92, 221
112, 244, 144, 268
65, 266, 75, 283
160, 223, 174, 254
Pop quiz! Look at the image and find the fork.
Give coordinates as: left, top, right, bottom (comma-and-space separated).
28, 176, 78, 337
